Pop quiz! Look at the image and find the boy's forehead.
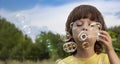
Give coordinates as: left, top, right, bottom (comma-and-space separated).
74, 18, 94, 23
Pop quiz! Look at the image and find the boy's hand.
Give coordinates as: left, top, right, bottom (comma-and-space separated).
99, 31, 114, 51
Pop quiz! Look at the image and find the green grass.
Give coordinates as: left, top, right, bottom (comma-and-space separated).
0, 60, 55, 64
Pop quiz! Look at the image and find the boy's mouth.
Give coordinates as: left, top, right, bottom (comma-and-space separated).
82, 42, 89, 49
78, 31, 88, 41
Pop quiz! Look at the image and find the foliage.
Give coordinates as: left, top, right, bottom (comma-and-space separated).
108, 26, 120, 57
0, 17, 32, 61
0, 17, 68, 61
35, 31, 68, 60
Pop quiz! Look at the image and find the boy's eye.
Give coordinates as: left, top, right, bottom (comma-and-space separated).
76, 22, 83, 27
90, 25, 94, 27
89, 23, 96, 27
77, 24, 82, 26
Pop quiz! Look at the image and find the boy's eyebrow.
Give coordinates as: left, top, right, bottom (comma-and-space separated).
78, 20, 89, 22
78, 20, 84, 22
75, 19, 96, 23
75, 20, 84, 23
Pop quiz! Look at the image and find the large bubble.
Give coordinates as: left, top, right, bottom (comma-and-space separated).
14, 12, 31, 35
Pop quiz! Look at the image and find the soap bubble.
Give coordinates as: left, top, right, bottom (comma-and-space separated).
60, 35, 67, 42
22, 25, 31, 35
15, 13, 26, 24
14, 12, 31, 35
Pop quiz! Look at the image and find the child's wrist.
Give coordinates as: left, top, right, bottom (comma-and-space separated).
106, 46, 114, 53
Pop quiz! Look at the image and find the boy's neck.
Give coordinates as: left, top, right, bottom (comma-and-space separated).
73, 47, 95, 58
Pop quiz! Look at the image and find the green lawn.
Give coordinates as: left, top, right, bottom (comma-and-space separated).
0, 60, 55, 64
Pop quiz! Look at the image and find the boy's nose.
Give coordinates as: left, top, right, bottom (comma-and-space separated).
82, 27, 88, 31
82, 24, 88, 31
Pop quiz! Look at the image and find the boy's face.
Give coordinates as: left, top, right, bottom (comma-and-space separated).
72, 18, 100, 49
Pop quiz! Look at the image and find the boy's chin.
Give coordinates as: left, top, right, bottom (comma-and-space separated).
81, 41, 94, 49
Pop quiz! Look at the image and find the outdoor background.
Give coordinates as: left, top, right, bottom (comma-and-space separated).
0, 0, 120, 64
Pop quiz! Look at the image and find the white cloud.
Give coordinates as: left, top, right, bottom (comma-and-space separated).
27, 0, 120, 34
0, 0, 120, 41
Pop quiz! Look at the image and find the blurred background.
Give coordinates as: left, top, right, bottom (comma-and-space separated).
0, 0, 120, 64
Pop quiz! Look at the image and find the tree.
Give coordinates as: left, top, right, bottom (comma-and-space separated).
35, 31, 68, 60
0, 17, 33, 61
108, 26, 120, 57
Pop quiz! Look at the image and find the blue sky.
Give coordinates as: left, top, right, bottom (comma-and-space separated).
0, 0, 82, 11
1, 0, 119, 11
0, 0, 120, 42
0, 0, 38, 11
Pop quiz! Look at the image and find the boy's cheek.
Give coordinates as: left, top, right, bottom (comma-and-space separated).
72, 29, 81, 36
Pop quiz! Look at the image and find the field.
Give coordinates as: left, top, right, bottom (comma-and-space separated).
0, 60, 55, 64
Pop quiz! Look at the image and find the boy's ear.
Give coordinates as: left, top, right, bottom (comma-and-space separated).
70, 22, 74, 29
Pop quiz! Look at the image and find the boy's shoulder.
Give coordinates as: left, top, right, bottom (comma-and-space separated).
63, 55, 73, 61
57, 53, 109, 64
56, 56, 73, 64
98, 53, 108, 58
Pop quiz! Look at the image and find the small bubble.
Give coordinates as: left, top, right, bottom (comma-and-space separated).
15, 13, 26, 24
22, 25, 31, 34
36, 35, 40, 39
13, 12, 32, 36
46, 39, 50, 43
47, 45, 51, 48
15, 13, 21, 17
60, 35, 67, 42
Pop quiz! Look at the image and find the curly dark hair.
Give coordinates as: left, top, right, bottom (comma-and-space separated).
65, 5, 107, 54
